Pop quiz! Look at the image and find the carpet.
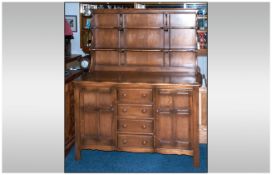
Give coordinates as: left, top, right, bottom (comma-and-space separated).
65, 144, 207, 173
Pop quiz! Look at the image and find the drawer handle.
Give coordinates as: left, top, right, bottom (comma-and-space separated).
142, 140, 147, 145
141, 108, 147, 113
122, 93, 127, 97
122, 108, 127, 112
122, 124, 127, 128
122, 139, 127, 144
142, 125, 147, 129
141, 93, 147, 97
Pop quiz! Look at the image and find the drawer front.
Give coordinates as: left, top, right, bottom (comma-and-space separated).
118, 104, 153, 118
118, 134, 153, 148
118, 119, 153, 134
118, 89, 153, 104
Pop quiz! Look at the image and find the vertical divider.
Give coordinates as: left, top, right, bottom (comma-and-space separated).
75, 86, 81, 160
112, 87, 118, 149
171, 91, 176, 146
153, 87, 157, 150
96, 89, 100, 140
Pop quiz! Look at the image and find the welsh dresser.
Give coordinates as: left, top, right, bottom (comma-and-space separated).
73, 8, 202, 167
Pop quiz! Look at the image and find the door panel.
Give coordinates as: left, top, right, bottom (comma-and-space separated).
93, 14, 119, 28
124, 14, 164, 28
157, 113, 172, 145
170, 14, 196, 28
173, 93, 190, 109
175, 114, 190, 141
82, 111, 97, 139
83, 89, 97, 106
94, 29, 119, 48
99, 111, 114, 138
170, 29, 196, 49
170, 51, 196, 67
95, 51, 119, 65
98, 88, 115, 107
122, 29, 164, 49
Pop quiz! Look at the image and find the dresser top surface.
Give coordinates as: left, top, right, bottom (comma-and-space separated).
73, 71, 201, 86
92, 8, 198, 14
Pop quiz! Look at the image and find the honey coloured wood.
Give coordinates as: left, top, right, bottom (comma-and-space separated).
75, 8, 201, 168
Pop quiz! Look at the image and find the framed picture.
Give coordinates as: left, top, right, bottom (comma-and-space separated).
65, 15, 77, 32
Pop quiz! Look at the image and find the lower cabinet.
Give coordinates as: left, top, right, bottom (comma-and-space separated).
74, 85, 199, 166
155, 88, 193, 153
77, 87, 117, 150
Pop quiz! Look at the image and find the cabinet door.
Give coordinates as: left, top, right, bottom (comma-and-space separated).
155, 88, 192, 150
79, 87, 116, 147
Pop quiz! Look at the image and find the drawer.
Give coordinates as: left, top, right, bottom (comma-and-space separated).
118, 119, 153, 134
118, 89, 153, 104
118, 104, 153, 118
118, 134, 153, 148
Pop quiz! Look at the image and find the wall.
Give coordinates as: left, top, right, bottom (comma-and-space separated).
65, 3, 85, 55
198, 56, 208, 84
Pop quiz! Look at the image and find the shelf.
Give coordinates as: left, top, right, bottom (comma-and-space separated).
197, 15, 208, 19
65, 54, 82, 64
197, 49, 207, 56
197, 29, 208, 33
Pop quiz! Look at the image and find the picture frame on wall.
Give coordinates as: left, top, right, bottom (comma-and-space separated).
65, 15, 77, 32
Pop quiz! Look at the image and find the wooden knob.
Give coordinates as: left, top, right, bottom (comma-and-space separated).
142, 140, 147, 145
122, 139, 127, 144
122, 108, 127, 112
141, 108, 147, 113
122, 124, 127, 128
122, 93, 127, 97
142, 125, 147, 129
142, 93, 147, 97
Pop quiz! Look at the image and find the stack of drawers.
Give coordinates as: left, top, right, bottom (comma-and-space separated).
117, 88, 154, 152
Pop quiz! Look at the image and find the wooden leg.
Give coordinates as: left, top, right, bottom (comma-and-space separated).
75, 143, 80, 160
193, 146, 200, 167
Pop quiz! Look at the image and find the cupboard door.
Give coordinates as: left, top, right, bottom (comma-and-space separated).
155, 88, 192, 149
80, 87, 116, 147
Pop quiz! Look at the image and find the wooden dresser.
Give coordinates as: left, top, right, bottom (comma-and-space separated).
74, 9, 201, 167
